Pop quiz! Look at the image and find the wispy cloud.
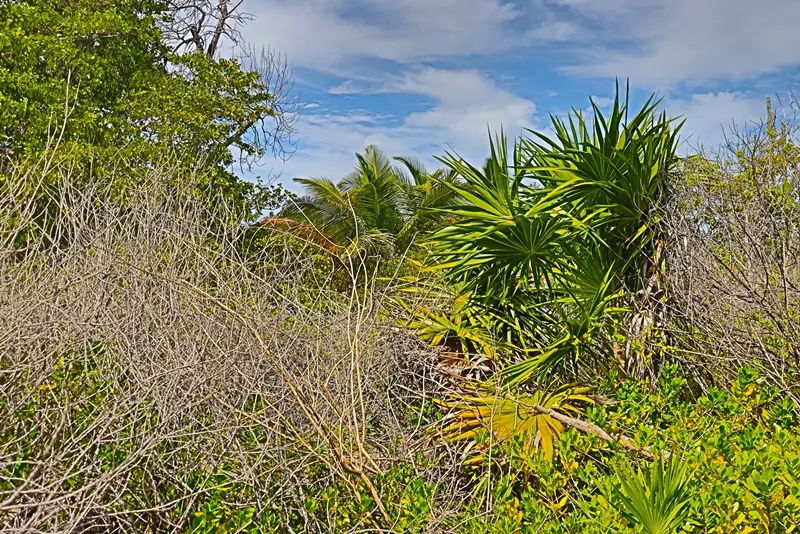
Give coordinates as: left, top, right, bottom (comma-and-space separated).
666, 92, 767, 152
236, 0, 793, 186
277, 68, 537, 190
590, 95, 614, 108
241, 0, 526, 73
553, 0, 800, 87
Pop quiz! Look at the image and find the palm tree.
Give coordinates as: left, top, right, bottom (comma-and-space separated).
402, 86, 682, 465
427, 85, 682, 381
278, 145, 461, 254
394, 156, 462, 250
284, 145, 402, 245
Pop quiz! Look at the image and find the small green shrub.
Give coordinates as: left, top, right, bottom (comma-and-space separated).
444, 368, 800, 533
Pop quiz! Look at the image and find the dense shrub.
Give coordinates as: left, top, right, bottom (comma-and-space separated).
0, 161, 461, 532
449, 367, 800, 533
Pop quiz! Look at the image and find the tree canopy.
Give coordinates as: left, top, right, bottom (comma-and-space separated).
0, 0, 297, 215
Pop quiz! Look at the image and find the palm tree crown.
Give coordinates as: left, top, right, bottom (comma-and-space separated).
280, 145, 461, 253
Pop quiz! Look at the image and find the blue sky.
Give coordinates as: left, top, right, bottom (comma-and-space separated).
237, 0, 800, 192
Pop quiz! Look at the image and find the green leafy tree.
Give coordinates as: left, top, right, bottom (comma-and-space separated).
0, 0, 297, 218
0, 0, 165, 159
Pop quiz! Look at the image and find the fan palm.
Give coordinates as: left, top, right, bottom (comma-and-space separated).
617, 456, 692, 534
427, 84, 682, 379
388, 276, 513, 359
441, 383, 595, 461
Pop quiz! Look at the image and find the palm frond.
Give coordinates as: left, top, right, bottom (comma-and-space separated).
440, 383, 595, 461
617, 456, 692, 534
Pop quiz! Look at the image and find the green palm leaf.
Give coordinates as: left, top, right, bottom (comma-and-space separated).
425, 83, 682, 382
285, 145, 459, 251
617, 456, 692, 534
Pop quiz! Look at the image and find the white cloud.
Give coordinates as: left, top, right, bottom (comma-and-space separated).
238, 0, 800, 92
590, 95, 614, 108
667, 92, 767, 152
263, 109, 429, 194
274, 91, 765, 195
271, 68, 537, 189
395, 69, 536, 153
234, 1, 542, 190
555, 0, 800, 86
331, 69, 536, 139
242, 0, 525, 73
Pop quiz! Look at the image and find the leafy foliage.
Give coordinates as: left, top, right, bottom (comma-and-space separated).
427, 87, 682, 379
3, 5, 800, 525
445, 368, 800, 533
617, 456, 692, 534
0, 0, 294, 217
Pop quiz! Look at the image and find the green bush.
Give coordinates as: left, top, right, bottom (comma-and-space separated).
448, 367, 800, 533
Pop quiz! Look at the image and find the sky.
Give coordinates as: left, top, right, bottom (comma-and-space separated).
236, 0, 800, 192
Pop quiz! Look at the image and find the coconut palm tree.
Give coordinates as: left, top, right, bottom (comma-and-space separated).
284, 145, 402, 245
394, 156, 462, 250
279, 145, 461, 254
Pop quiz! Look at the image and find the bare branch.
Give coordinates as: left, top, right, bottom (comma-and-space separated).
162, 0, 252, 56
0, 152, 464, 531
664, 95, 800, 403
232, 46, 300, 166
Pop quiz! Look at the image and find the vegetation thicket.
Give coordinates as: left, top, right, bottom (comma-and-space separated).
1, 1, 799, 532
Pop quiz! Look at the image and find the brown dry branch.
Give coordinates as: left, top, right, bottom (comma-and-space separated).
528, 404, 656, 460
160, 1, 300, 164
0, 156, 466, 532
664, 99, 800, 404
